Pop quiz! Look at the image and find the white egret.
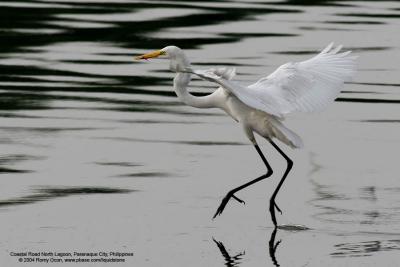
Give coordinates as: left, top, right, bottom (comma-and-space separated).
135, 44, 356, 227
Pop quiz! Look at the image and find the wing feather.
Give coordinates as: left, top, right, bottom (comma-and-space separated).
192, 43, 357, 118
195, 67, 236, 80
247, 43, 357, 116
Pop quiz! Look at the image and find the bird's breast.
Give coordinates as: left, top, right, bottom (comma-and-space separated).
223, 93, 254, 123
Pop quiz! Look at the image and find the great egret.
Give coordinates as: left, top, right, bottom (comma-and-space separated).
135, 44, 356, 227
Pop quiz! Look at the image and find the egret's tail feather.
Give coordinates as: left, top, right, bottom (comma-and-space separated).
271, 121, 303, 149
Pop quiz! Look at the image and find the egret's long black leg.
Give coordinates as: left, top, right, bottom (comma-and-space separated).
269, 140, 293, 228
256, 144, 282, 213
213, 144, 273, 219
254, 144, 272, 171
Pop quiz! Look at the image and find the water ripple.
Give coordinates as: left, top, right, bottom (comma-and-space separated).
0, 186, 134, 208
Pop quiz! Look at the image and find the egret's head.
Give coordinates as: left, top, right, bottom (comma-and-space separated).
135, 46, 190, 72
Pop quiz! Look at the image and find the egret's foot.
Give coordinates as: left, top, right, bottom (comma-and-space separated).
213, 192, 245, 219
274, 202, 282, 214
232, 195, 246, 205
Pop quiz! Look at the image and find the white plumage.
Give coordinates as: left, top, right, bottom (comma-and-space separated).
193, 43, 357, 118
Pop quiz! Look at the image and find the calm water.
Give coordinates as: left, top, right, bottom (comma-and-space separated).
0, 0, 400, 266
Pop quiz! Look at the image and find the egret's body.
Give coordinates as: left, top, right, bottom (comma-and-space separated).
136, 44, 356, 227
173, 64, 302, 149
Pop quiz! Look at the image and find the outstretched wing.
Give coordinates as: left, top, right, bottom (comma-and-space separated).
192, 43, 357, 118
196, 67, 236, 80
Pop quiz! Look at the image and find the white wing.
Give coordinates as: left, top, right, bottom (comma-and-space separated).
192, 43, 357, 118
194, 67, 236, 80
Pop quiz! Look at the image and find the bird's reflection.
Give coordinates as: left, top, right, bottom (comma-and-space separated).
213, 238, 245, 267
268, 228, 281, 267
212, 228, 282, 267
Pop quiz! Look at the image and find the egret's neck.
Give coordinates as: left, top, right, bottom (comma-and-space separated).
173, 72, 217, 109
174, 72, 198, 106
169, 52, 191, 73
171, 52, 217, 109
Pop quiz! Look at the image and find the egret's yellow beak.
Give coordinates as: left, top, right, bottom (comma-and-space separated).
135, 50, 165, 60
